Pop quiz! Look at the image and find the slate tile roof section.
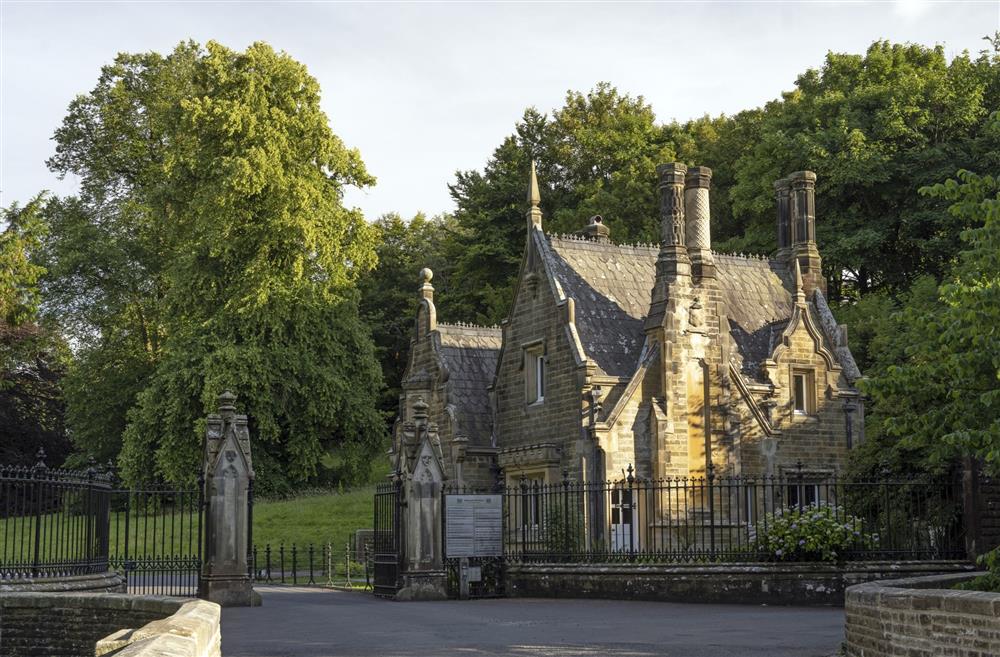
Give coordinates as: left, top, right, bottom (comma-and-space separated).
544, 235, 657, 377
713, 254, 795, 381
438, 323, 502, 446
543, 235, 796, 382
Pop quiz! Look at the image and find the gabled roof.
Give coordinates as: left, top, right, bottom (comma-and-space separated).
437, 323, 501, 446
543, 235, 656, 377
540, 234, 801, 382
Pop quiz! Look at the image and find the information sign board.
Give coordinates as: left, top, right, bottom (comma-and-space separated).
445, 494, 502, 558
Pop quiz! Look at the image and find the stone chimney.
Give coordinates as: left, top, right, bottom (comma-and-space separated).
578, 215, 610, 242
685, 166, 714, 279
788, 171, 824, 296
645, 163, 690, 331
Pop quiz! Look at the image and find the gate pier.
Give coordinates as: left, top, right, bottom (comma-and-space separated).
199, 391, 257, 606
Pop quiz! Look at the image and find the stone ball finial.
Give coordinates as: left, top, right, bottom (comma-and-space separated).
218, 391, 237, 415
420, 268, 433, 284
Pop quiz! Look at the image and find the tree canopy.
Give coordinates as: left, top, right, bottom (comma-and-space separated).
41, 41, 384, 492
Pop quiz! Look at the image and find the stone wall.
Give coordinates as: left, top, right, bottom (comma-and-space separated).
0, 571, 125, 594
0, 593, 219, 657
506, 561, 974, 606
844, 573, 1000, 657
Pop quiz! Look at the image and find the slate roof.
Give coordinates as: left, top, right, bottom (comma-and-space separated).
544, 235, 657, 377
437, 323, 502, 446
543, 235, 796, 381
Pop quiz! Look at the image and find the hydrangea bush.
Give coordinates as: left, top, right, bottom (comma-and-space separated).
750, 504, 878, 562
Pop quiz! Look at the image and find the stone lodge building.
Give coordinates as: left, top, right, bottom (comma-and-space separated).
392, 162, 863, 496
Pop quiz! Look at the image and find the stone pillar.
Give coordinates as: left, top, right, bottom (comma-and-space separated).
685, 166, 714, 279
395, 399, 448, 600
199, 391, 257, 607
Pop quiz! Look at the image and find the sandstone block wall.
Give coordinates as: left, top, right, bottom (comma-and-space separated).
845, 573, 1000, 657
0, 593, 219, 657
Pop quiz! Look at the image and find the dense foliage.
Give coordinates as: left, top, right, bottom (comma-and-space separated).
0, 197, 72, 466
40, 41, 384, 492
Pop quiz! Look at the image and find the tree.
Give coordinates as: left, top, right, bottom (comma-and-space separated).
862, 147, 1000, 471
728, 40, 999, 301
0, 197, 72, 466
448, 84, 677, 324
357, 213, 456, 421
42, 41, 385, 492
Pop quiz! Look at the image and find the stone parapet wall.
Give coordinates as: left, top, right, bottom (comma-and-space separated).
844, 573, 1000, 657
507, 561, 974, 606
0, 593, 219, 657
96, 599, 220, 657
0, 571, 125, 594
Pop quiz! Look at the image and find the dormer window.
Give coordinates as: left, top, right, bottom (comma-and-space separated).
526, 345, 545, 404
792, 369, 815, 415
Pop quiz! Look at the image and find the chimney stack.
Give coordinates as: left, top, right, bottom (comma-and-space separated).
685, 166, 714, 279
787, 170, 824, 296
578, 215, 610, 242
645, 163, 690, 332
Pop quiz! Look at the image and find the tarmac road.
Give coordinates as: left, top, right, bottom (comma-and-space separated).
221, 586, 844, 657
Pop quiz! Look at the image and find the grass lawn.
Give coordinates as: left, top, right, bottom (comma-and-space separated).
252, 486, 375, 552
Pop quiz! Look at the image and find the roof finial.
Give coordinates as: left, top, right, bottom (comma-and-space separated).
526, 160, 543, 230
528, 160, 540, 208
794, 258, 806, 303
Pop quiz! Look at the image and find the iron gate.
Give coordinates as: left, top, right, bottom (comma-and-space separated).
107, 482, 204, 596
372, 480, 402, 597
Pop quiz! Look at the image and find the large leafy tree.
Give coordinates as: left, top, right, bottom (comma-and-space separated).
0, 197, 72, 466
728, 40, 999, 300
42, 41, 384, 492
447, 84, 678, 324
357, 213, 457, 420
861, 159, 1000, 472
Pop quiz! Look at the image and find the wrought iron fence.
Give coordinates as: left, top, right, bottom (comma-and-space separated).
106, 483, 203, 596
250, 543, 368, 588
0, 449, 113, 579
503, 464, 965, 564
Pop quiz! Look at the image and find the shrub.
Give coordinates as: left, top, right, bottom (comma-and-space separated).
955, 546, 1000, 592
750, 504, 878, 562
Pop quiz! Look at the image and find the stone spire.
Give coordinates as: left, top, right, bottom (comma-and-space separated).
527, 160, 542, 230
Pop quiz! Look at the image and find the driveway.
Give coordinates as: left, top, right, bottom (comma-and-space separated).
222, 586, 843, 657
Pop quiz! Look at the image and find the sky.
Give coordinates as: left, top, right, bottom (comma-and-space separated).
1, 1, 999, 221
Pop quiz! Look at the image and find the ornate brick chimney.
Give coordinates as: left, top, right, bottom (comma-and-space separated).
578, 215, 610, 242
685, 166, 714, 279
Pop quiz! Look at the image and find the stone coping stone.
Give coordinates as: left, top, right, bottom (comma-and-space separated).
0, 592, 187, 614
507, 560, 974, 575
846, 571, 1000, 612
95, 599, 221, 657
0, 571, 125, 593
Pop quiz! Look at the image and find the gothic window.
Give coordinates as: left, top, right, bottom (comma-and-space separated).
787, 483, 820, 509
526, 345, 545, 404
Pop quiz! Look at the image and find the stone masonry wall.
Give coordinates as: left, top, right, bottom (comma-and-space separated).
740, 304, 853, 477
844, 573, 1000, 657
508, 561, 975, 607
495, 255, 585, 479
0, 593, 181, 657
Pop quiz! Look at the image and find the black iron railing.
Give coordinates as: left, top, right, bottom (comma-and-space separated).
503, 465, 965, 564
0, 449, 113, 579
250, 542, 367, 587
